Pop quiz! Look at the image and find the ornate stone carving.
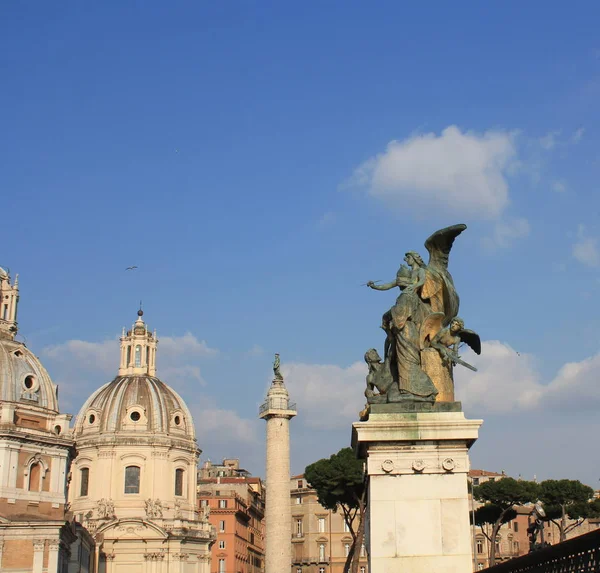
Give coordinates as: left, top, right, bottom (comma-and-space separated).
145, 498, 163, 518
96, 498, 115, 519
381, 459, 394, 473
442, 458, 455, 472
33, 539, 45, 551
412, 460, 426, 473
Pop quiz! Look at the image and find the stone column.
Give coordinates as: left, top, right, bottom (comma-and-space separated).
259, 372, 296, 573
353, 404, 482, 573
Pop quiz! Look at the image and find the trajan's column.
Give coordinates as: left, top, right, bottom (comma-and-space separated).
259, 354, 297, 573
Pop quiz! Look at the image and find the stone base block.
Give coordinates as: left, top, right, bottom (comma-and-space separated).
353, 411, 482, 573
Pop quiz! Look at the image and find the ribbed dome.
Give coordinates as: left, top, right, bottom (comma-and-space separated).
0, 338, 58, 412
74, 375, 195, 439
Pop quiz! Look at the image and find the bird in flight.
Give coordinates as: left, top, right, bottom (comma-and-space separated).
125, 266, 138, 271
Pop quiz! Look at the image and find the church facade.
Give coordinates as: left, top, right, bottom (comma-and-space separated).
0, 267, 215, 572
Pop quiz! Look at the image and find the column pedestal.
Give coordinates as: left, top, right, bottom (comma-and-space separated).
352, 404, 482, 573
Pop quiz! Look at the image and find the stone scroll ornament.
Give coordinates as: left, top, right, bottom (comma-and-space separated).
363, 224, 481, 405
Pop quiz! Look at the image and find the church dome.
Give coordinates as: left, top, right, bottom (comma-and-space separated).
0, 338, 59, 412
73, 374, 195, 439
73, 311, 195, 442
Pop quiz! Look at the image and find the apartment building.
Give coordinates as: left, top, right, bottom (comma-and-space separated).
290, 475, 368, 573
198, 459, 265, 573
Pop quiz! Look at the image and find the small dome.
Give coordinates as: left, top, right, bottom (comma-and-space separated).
74, 375, 195, 439
0, 338, 58, 411
0, 267, 8, 279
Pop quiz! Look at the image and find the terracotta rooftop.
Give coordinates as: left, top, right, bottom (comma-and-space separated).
469, 469, 505, 477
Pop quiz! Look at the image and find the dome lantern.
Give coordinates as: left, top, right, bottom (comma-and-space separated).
118, 309, 158, 376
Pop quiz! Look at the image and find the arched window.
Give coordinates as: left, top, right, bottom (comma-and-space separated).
126, 345, 132, 365
134, 345, 142, 367
80, 468, 89, 496
28, 463, 41, 491
124, 466, 140, 494
175, 468, 184, 496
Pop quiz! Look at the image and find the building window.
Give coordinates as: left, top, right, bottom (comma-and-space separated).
318, 517, 326, 532
319, 568, 325, 573
124, 466, 140, 494
360, 568, 366, 573
200, 499, 208, 507
472, 477, 480, 486
489, 477, 496, 482
219, 559, 226, 573
513, 541, 519, 552
360, 544, 366, 557
343, 521, 350, 533
126, 345, 131, 365
219, 499, 227, 508
297, 569, 302, 573
219, 540, 226, 549
296, 519, 303, 537
344, 543, 351, 557
478, 565, 484, 571
175, 469, 184, 496
476, 539, 483, 554
495, 537, 501, 554
219, 520, 225, 532
297, 479, 303, 488
507, 521, 512, 529
135, 345, 142, 367
80, 468, 89, 496
28, 463, 41, 491
319, 543, 326, 561
296, 495, 302, 504
514, 521, 519, 532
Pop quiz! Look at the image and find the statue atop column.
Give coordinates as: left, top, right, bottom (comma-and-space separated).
363, 224, 480, 405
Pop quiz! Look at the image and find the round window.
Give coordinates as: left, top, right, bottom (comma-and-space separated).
88, 414, 95, 424
24, 376, 34, 389
174, 415, 181, 426
130, 411, 141, 422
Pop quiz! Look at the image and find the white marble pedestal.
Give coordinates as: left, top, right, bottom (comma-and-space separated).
352, 405, 482, 573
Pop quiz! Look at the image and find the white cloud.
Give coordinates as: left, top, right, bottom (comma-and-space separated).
457, 340, 600, 414
456, 341, 543, 413
282, 361, 367, 429
346, 125, 517, 219
160, 365, 206, 388
245, 344, 265, 357
571, 127, 585, 144
42, 339, 118, 374
482, 217, 530, 250
192, 406, 260, 446
572, 225, 600, 268
539, 130, 560, 150
159, 333, 218, 357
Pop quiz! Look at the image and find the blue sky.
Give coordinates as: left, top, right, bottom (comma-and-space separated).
2, 2, 600, 486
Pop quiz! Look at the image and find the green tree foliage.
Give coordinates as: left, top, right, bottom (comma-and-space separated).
305, 448, 366, 573
473, 478, 539, 566
539, 479, 599, 542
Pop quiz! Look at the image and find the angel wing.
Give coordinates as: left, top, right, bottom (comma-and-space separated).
419, 312, 445, 350
422, 224, 466, 324
459, 329, 481, 355
424, 224, 467, 272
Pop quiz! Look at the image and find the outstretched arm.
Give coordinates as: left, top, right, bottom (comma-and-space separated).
367, 280, 397, 291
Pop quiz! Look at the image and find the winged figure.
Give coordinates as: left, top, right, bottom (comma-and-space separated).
422, 224, 466, 324
429, 317, 481, 371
